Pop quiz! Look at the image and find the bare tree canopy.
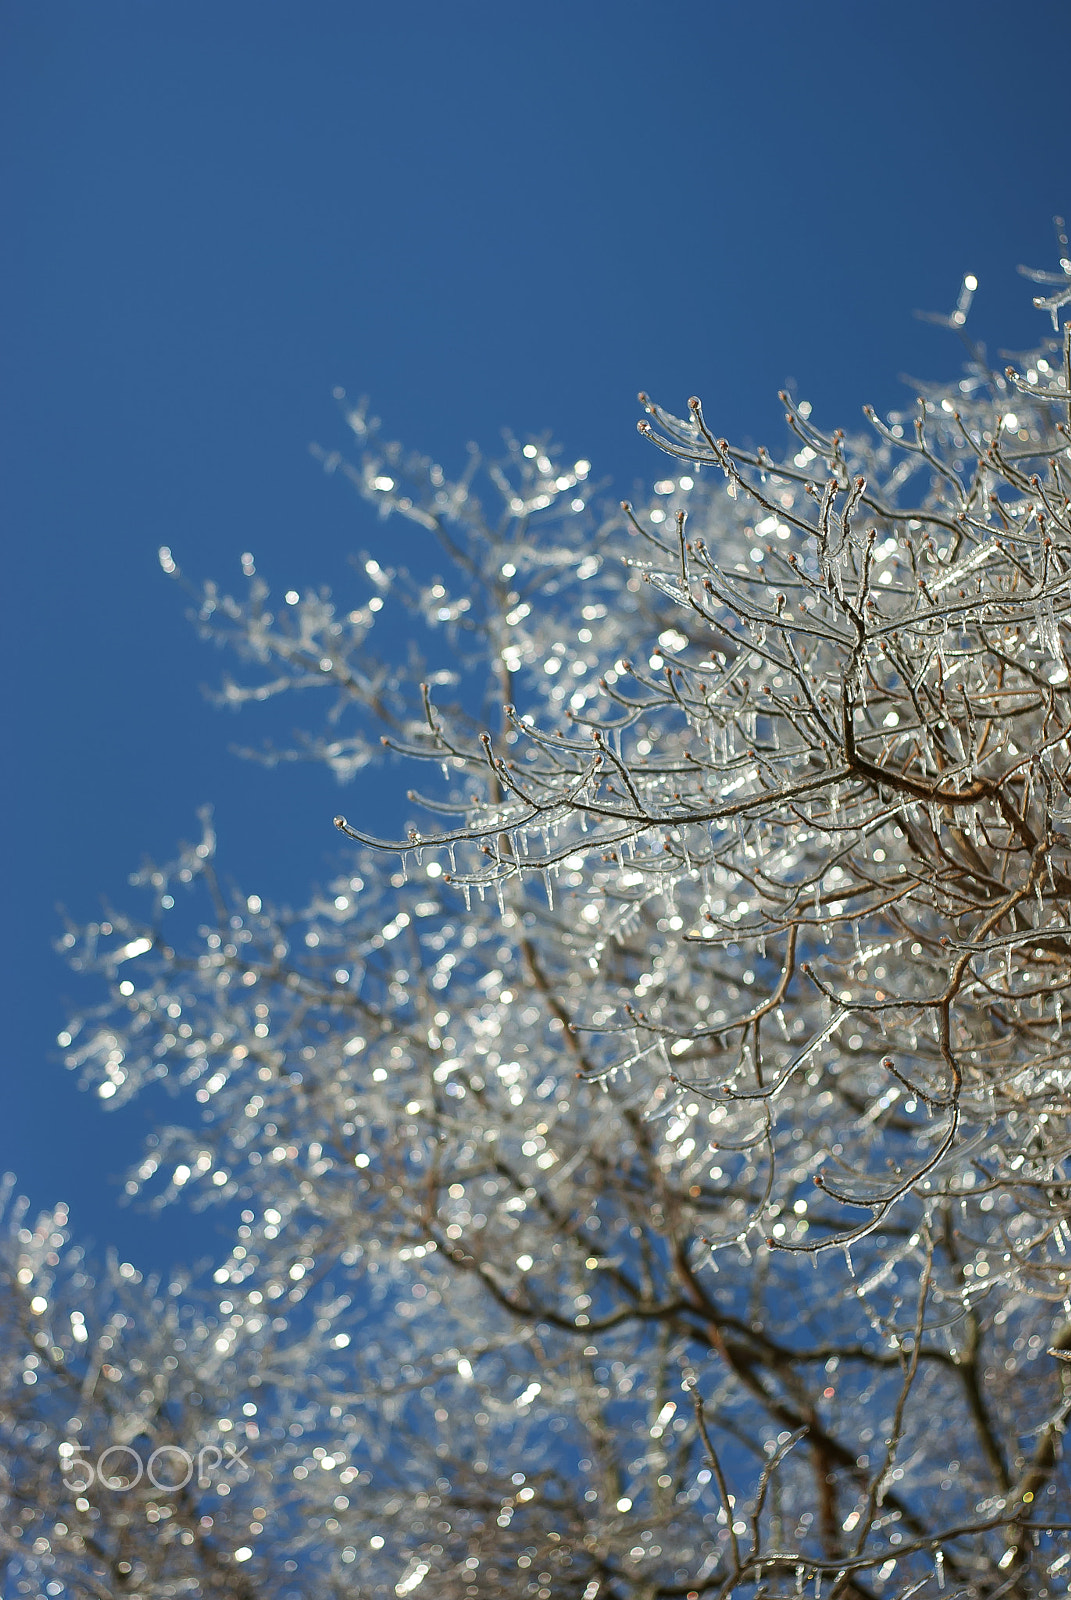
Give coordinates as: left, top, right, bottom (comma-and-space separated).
5, 252, 1071, 1599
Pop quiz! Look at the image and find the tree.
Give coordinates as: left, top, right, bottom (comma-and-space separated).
4, 252, 1071, 1600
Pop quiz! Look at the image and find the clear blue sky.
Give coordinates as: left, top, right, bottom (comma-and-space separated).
3, 0, 1069, 1268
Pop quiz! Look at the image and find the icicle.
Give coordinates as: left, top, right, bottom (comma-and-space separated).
843, 1244, 855, 1279
495, 879, 506, 917
398, 852, 409, 883
462, 883, 471, 912
543, 869, 554, 909
1036, 594, 1060, 659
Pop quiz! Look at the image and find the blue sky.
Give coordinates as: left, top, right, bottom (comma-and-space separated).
3, 0, 1069, 1268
